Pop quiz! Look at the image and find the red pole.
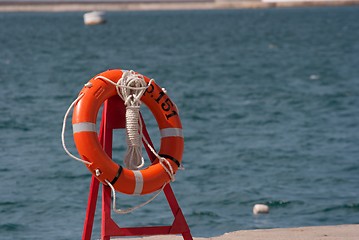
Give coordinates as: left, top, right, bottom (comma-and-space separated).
81, 176, 100, 240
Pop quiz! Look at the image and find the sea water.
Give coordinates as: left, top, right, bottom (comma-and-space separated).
0, 7, 359, 239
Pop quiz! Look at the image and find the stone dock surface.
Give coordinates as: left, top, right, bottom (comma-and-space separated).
114, 224, 358, 240
0, 0, 359, 12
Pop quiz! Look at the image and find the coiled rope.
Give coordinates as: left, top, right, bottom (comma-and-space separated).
95, 70, 146, 170
101, 70, 146, 170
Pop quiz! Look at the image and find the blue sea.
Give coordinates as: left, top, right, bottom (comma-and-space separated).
1, 6, 359, 240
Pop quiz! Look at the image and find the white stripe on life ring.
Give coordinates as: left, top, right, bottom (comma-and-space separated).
73, 122, 96, 133
133, 170, 144, 195
160, 128, 183, 138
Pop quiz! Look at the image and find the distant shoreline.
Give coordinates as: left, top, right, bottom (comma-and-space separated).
0, 0, 358, 12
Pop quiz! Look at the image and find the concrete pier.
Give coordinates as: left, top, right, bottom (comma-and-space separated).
115, 224, 359, 240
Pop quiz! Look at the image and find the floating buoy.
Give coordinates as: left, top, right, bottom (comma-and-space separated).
83, 11, 106, 25
253, 204, 270, 214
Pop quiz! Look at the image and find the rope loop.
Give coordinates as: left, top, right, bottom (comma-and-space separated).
61, 93, 91, 165
105, 179, 166, 214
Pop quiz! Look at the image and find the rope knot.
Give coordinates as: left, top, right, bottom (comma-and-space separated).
117, 70, 147, 170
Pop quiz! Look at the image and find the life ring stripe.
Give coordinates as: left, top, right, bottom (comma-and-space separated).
133, 170, 144, 195
160, 128, 183, 138
73, 122, 96, 133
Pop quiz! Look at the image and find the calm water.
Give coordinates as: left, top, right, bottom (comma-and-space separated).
1, 7, 359, 239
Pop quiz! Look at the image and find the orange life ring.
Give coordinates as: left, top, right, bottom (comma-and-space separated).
72, 69, 184, 195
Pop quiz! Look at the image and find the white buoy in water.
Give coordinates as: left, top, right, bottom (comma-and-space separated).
253, 204, 270, 214
83, 11, 106, 25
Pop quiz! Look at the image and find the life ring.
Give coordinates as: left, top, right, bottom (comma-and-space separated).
72, 69, 184, 195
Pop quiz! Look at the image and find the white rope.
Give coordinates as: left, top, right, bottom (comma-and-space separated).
120, 70, 146, 170
139, 118, 176, 182
61, 93, 91, 165
96, 71, 152, 170
105, 179, 166, 214
94, 73, 152, 96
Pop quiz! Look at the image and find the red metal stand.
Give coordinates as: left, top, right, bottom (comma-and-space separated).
81, 95, 193, 240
